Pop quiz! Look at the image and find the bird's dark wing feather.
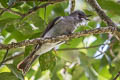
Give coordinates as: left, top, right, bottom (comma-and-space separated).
34, 17, 62, 53
41, 16, 62, 37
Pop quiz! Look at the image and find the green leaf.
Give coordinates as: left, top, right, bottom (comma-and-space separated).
0, 50, 6, 61
24, 45, 34, 57
16, 22, 33, 37
78, 53, 98, 80
0, 72, 18, 80
0, 12, 20, 19
99, 66, 112, 79
11, 30, 27, 41
88, 21, 97, 28
34, 68, 42, 80
0, 0, 8, 8
26, 69, 35, 80
25, 13, 46, 29
39, 51, 56, 71
51, 58, 66, 80
3, 34, 13, 44
7, 64, 24, 80
5, 24, 27, 41
8, 0, 17, 6
59, 38, 84, 49
86, 34, 107, 57
97, 0, 120, 15
0, 65, 11, 73
53, 2, 68, 16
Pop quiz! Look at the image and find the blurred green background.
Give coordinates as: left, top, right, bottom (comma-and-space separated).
0, 0, 120, 80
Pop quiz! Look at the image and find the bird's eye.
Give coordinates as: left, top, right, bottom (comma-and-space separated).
78, 14, 84, 18
78, 13, 81, 16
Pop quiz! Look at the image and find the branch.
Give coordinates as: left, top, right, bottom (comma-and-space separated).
18, 0, 67, 2
87, 0, 116, 27
3, 52, 24, 64
22, 2, 53, 18
39, 0, 67, 2
87, 0, 120, 40
69, 0, 75, 13
0, 8, 23, 16
0, 27, 118, 49
0, 0, 67, 18
0, 49, 9, 67
57, 44, 104, 51
0, 2, 15, 16
114, 71, 120, 80
1, 44, 102, 63
0, 3, 53, 18
0, 44, 108, 64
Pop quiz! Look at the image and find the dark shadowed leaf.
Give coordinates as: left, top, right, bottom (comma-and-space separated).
0, 72, 18, 80
7, 64, 24, 80
39, 51, 56, 71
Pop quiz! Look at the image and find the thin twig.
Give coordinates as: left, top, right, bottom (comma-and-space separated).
114, 71, 120, 80
69, 0, 75, 13
3, 52, 24, 64
44, 5, 47, 25
87, 0, 116, 27
22, 3, 53, 18
93, 50, 105, 58
0, 0, 67, 17
0, 3, 53, 18
0, 49, 9, 67
0, 44, 105, 63
39, 0, 67, 2
87, 0, 120, 40
0, 2, 15, 16
0, 27, 117, 50
0, 44, 105, 64
57, 44, 104, 51
18, 0, 67, 2
0, 8, 23, 16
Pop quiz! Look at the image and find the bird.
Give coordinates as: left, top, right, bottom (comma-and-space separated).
17, 10, 91, 74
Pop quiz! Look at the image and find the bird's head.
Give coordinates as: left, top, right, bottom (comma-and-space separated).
69, 10, 91, 21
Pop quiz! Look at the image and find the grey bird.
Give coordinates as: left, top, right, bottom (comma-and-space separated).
17, 10, 90, 74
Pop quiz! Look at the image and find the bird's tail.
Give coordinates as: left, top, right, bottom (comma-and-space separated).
17, 54, 39, 75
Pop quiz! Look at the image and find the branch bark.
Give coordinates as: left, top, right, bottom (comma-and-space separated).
0, 49, 9, 66
87, 0, 116, 27
18, 0, 67, 2
69, 0, 75, 13
0, 2, 15, 16
57, 43, 104, 51
0, 8, 23, 16
22, 3, 53, 18
114, 71, 120, 80
0, 27, 117, 49
0, 3, 53, 18
3, 52, 24, 64
87, 0, 120, 40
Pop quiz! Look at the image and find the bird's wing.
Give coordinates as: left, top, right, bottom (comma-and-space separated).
33, 16, 63, 53
41, 16, 63, 37
34, 16, 63, 51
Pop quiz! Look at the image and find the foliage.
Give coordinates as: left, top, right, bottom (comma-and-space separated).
0, 0, 120, 80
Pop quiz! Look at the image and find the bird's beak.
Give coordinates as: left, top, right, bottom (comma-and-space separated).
85, 15, 92, 20
85, 18, 90, 20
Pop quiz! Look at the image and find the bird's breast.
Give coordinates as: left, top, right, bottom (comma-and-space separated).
35, 42, 59, 55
